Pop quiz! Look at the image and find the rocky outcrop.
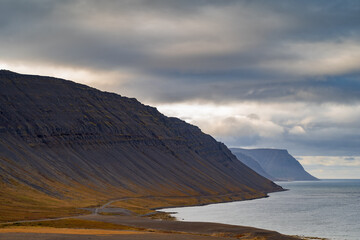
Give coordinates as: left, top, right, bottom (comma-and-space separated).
0, 70, 282, 207
231, 148, 318, 181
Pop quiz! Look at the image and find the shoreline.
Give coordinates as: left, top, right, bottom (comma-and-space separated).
151, 192, 272, 211
153, 189, 292, 212
0, 189, 316, 240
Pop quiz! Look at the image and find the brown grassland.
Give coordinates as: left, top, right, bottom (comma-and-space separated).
0, 219, 145, 231
110, 193, 265, 215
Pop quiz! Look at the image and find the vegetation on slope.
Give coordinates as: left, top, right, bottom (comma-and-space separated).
0, 70, 282, 222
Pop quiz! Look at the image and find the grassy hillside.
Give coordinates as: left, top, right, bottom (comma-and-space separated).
0, 70, 282, 222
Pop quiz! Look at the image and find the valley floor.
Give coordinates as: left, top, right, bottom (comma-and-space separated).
0, 228, 235, 240
0, 217, 301, 240
0, 198, 304, 240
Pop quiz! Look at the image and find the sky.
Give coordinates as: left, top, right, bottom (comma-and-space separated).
1, 0, 360, 178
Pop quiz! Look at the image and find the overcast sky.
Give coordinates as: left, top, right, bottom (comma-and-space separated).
1, 0, 360, 178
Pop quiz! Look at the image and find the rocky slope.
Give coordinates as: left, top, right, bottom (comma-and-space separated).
231, 148, 318, 181
0, 70, 282, 221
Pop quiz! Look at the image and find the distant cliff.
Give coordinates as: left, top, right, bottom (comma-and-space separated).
231, 151, 276, 180
231, 148, 318, 181
0, 70, 282, 221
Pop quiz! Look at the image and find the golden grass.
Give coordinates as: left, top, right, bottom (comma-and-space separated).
0, 227, 149, 235
0, 180, 91, 222
111, 193, 258, 214
107, 193, 263, 221
147, 212, 176, 221
0, 168, 265, 224
0, 177, 123, 222
0, 219, 145, 231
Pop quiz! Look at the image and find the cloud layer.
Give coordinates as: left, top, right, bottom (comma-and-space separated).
158, 102, 360, 156
1, 0, 360, 177
1, 0, 360, 103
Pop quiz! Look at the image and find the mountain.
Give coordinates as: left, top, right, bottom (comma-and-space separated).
0, 70, 282, 222
231, 151, 276, 180
231, 148, 318, 181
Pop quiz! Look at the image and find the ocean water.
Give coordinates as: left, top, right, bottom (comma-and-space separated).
163, 180, 360, 240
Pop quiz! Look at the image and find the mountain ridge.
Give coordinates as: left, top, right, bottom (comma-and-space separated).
230, 151, 276, 180
0, 70, 282, 222
231, 148, 318, 181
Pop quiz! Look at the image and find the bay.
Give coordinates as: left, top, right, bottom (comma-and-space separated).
162, 180, 360, 240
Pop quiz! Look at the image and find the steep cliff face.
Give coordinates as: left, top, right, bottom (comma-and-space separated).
231, 150, 276, 181
0, 70, 282, 217
231, 148, 318, 181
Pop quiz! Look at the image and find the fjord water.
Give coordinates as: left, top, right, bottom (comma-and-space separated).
163, 180, 360, 240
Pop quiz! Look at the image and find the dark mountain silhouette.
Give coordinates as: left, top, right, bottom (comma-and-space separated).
231, 148, 318, 181
0, 70, 282, 221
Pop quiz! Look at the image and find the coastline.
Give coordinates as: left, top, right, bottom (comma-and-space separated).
0, 190, 315, 240
155, 183, 335, 240
151, 192, 273, 211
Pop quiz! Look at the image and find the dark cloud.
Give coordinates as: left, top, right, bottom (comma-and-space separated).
1, 0, 360, 163
124, 73, 360, 104
1, 0, 360, 104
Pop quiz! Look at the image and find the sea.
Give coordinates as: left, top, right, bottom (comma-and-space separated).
162, 179, 360, 240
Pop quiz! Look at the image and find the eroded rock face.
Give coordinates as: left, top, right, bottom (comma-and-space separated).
0, 70, 282, 201
231, 150, 276, 181
231, 148, 318, 181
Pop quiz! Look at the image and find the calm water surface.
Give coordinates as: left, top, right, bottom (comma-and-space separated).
163, 180, 360, 240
